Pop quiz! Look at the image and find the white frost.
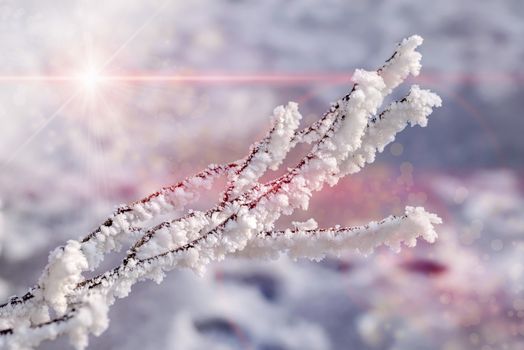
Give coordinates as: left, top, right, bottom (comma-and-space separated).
0, 35, 442, 350
38, 240, 88, 316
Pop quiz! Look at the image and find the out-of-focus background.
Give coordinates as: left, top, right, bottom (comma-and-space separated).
0, 0, 523, 349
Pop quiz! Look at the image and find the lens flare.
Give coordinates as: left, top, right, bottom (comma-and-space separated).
79, 67, 102, 92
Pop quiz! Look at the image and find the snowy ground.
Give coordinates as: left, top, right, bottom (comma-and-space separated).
0, 0, 523, 349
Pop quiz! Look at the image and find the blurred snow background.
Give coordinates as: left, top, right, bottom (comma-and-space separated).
0, 0, 523, 349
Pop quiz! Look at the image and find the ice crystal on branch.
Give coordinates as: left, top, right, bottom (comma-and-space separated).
0, 35, 442, 349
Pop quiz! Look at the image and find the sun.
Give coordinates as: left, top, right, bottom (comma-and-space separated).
78, 66, 103, 93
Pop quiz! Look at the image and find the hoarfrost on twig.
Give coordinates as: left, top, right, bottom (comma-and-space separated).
0, 35, 442, 350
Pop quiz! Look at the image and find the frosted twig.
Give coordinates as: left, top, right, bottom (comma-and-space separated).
0, 35, 442, 350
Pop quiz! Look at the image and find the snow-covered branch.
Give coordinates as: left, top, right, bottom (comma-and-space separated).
0, 35, 442, 350
240, 206, 441, 260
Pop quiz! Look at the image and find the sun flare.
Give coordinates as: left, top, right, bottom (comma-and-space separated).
79, 66, 103, 92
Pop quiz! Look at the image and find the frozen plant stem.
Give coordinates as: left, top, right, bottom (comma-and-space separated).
0, 35, 442, 350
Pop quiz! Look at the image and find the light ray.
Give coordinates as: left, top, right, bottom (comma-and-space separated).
99, 1, 168, 71
0, 72, 521, 85
0, 75, 76, 82
3, 91, 80, 166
